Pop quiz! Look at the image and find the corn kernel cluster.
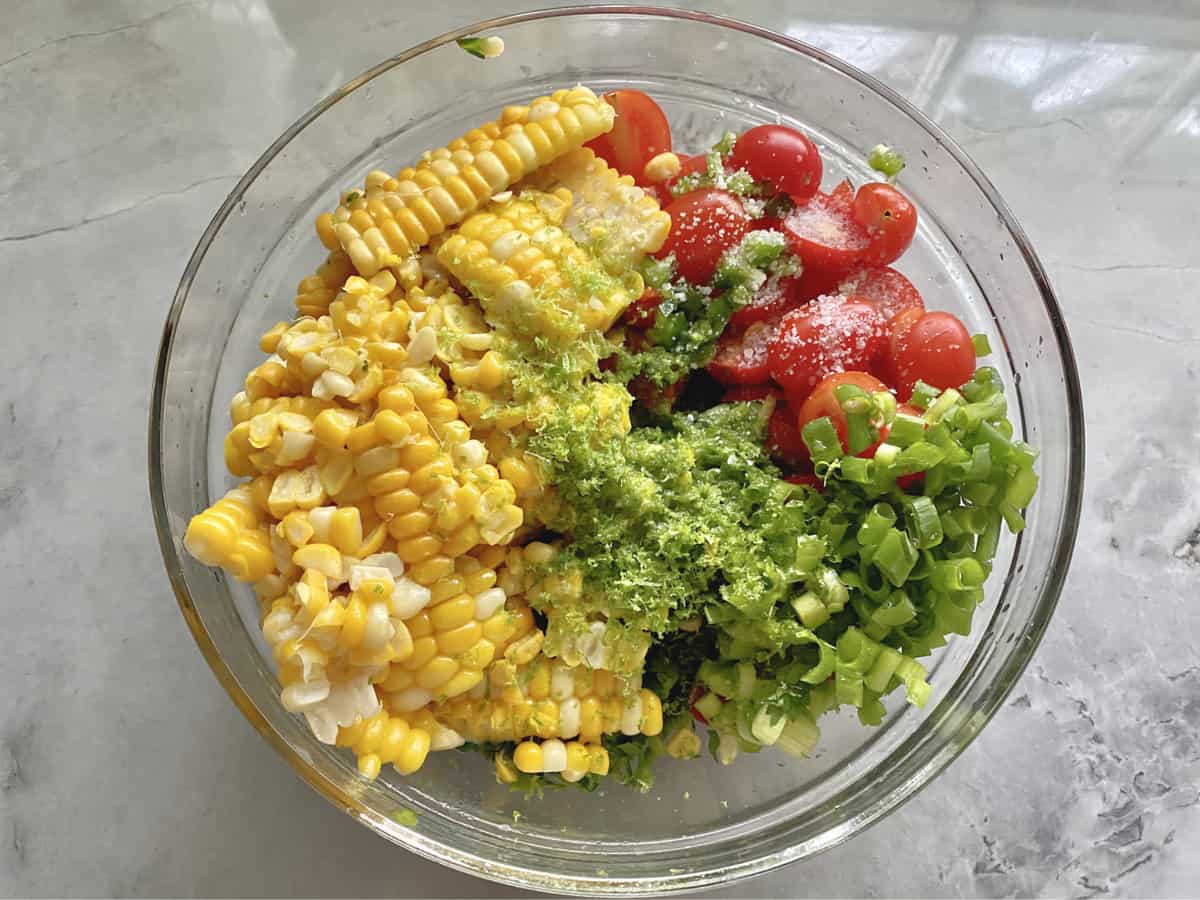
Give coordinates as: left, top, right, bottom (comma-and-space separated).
186, 87, 675, 784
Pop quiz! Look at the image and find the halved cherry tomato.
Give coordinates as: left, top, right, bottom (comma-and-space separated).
585, 89, 672, 184
798, 371, 889, 456
886, 310, 975, 401
785, 473, 824, 490
852, 182, 918, 266
767, 297, 886, 401
877, 307, 923, 386
781, 189, 871, 274
728, 124, 822, 202
729, 275, 801, 330
721, 384, 775, 403
793, 265, 843, 303
839, 266, 924, 322
768, 396, 811, 468
829, 177, 855, 205
657, 188, 752, 285
666, 152, 707, 191
623, 287, 662, 328
708, 314, 781, 385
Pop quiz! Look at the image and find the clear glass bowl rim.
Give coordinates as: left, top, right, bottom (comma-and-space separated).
148, 6, 1085, 894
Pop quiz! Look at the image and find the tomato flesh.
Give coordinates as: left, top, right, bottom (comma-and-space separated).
767, 396, 811, 468
852, 182, 918, 266
623, 287, 662, 328
729, 275, 802, 330
798, 371, 889, 456
838, 266, 924, 322
886, 310, 975, 401
767, 297, 886, 401
585, 89, 672, 184
708, 314, 782, 385
728, 124, 822, 202
657, 188, 752, 285
781, 190, 871, 274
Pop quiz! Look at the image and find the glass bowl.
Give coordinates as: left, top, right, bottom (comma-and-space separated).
149, 7, 1084, 895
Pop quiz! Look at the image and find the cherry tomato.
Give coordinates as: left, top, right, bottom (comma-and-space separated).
838, 266, 924, 322
623, 287, 662, 328
728, 124, 822, 202
793, 265, 843, 303
708, 314, 781, 385
657, 188, 752, 285
829, 177, 855, 205
785, 473, 824, 491
729, 275, 802, 330
721, 384, 775, 403
877, 307, 923, 387
781, 190, 871, 274
887, 311, 975, 401
798, 371, 889, 456
666, 153, 707, 191
767, 297, 886, 401
768, 396, 811, 468
585, 89, 672, 184
852, 182, 918, 266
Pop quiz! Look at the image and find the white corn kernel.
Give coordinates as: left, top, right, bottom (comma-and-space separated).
429, 726, 465, 751
540, 739, 567, 772
452, 439, 488, 470
349, 564, 396, 592
558, 697, 581, 738
528, 99, 560, 122
621, 693, 644, 736
391, 687, 433, 712
281, 680, 331, 713
391, 577, 432, 619
361, 552, 405, 579
473, 587, 506, 621
362, 601, 394, 650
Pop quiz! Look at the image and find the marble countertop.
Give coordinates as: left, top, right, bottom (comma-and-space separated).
2, 1, 1197, 896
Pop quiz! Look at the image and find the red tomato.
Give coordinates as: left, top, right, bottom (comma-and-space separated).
729, 275, 802, 330
781, 190, 871, 274
798, 371, 889, 456
728, 124, 822, 202
643, 181, 673, 207
793, 265, 843, 303
657, 189, 752, 284
785, 473, 824, 490
838, 266, 924, 322
767, 297, 886, 401
887, 311, 976, 401
623, 287, 662, 328
708, 315, 781, 385
666, 152, 707, 190
768, 397, 811, 468
829, 177, 855, 205
690, 684, 711, 725
877, 307, 923, 387
585, 90, 672, 184
721, 384, 775, 403
852, 183, 918, 266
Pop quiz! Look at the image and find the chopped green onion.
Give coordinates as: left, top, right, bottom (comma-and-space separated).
792, 535, 826, 575
857, 503, 897, 550
858, 692, 887, 726
799, 635, 837, 684
924, 388, 963, 424
894, 657, 931, 707
775, 714, 820, 758
693, 692, 723, 722
1000, 501, 1026, 533
873, 528, 919, 586
972, 333, 992, 356
873, 442, 901, 468
904, 496, 944, 548
840, 455, 874, 484
887, 413, 926, 448
802, 416, 842, 465
908, 381, 940, 410
868, 143, 906, 178
1006, 467, 1039, 508
929, 557, 986, 592
897, 441, 945, 474
456, 35, 505, 59
865, 645, 903, 693
1010, 441, 1039, 470
736, 662, 757, 700
792, 592, 829, 628
871, 590, 917, 627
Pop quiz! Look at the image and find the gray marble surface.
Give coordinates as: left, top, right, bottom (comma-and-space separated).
1, 0, 1198, 896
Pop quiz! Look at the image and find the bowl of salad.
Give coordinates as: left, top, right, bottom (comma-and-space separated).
150, 7, 1083, 895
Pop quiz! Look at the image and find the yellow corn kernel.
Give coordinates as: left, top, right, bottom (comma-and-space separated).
377, 384, 416, 413
579, 697, 603, 743
588, 745, 609, 775
592, 669, 616, 698
513, 741, 543, 774
386, 509, 434, 540
640, 689, 663, 737
430, 594, 476, 632
642, 151, 681, 184
458, 638, 495, 670
328, 507, 363, 555
565, 741, 590, 773
436, 620, 484, 656
312, 408, 357, 450
291, 542, 342, 578
374, 408, 412, 444
414, 656, 459, 690
526, 663, 551, 701
406, 611, 433, 638
439, 667, 483, 701
338, 596, 368, 649
403, 636, 438, 672
393, 728, 431, 775
378, 488, 422, 520
380, 666, 415, 692
396, 535, 442, 564
346, 422, 381, 456
356, 520, 388, 558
